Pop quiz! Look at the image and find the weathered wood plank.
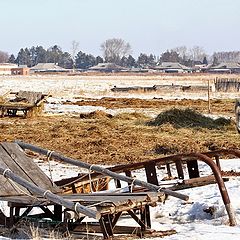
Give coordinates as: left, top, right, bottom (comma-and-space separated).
17, 91, 43, 105
1, 142, 60, 193
0, 145, 32, 196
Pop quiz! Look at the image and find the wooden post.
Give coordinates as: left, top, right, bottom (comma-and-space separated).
208, 78, 211, 113
187, 160, 200, 179
175, 160, 184, 179
145, 162, 159, 185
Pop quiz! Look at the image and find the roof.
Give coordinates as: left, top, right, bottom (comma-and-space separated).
89, 63, 125, 71
211, 62, 240, 69
30, 63, 68, 72
0, 63, 18, 69
156, 62, 190, 70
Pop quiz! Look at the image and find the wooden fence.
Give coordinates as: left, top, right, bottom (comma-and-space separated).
214, 77, 240, 92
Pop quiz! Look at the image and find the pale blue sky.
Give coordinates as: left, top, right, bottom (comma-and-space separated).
1, 0, 239, 57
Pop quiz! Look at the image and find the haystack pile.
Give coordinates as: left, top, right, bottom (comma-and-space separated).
148, 108, 231, 129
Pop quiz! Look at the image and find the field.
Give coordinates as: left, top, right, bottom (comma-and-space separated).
0, 74, 240, 164
1, 73, 240, 239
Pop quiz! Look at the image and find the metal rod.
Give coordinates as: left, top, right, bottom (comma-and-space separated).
0, 166, 100, 220
15, 140, 189, 201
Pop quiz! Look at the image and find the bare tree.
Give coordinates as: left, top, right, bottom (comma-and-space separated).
172, 46, 188, 59
0, 51, 9, 63
212, 51, 240, 63
100, 38, 132, 64
71, 40, 79, 70
189, 46, 207, 62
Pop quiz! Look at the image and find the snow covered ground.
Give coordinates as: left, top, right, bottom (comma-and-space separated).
41, 159, 240, 240
1, 75, 240, 102
1, 74, 239, 117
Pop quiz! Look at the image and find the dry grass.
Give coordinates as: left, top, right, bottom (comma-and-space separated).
0, 106, 239, 165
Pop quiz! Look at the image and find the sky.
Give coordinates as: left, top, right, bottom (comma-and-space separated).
0, 0, 240, 57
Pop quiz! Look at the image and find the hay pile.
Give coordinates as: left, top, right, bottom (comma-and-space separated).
148, 108, 231, 129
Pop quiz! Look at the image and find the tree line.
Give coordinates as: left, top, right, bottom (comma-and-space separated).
1, 38, 240, 68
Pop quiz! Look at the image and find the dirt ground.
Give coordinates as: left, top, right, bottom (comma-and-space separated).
0, 98, 239, 165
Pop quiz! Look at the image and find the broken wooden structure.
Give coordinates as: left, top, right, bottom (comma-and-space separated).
0, 142, 181, 239
1, 141, 240, 238
0, 91, 46, 117
17, 141, 240, 226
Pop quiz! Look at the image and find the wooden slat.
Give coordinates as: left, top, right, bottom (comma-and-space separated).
2, 192, 161, 207
1, 142, 60, 193
17, 91, 42, 104
0, 146, 32, 196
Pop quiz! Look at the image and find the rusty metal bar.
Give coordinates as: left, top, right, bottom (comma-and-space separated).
184, 153, 237, 226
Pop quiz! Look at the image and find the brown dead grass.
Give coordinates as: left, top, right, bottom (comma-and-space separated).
0, 107, 239, 165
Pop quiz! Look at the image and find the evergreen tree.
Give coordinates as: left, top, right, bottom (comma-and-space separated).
202, 56, 208, 65
137, 53, 149, 67
16, 48, 32, 66
75, 51, 96, 69
8, 54, 16, 64
47, 45, 63, 64
127, 55, 136, 67
58, 52, 73, 69
160, 50, 180, 63
35, 46, 48, 64
95, 56, 104, 65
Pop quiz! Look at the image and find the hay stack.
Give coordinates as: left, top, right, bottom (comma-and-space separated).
148, 108, 231, 129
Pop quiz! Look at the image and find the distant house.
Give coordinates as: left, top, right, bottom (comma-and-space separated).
155, 62, 191, 73
0, 63, 18, 75
193, 64, 212, 73
30, 63, 70, 73
88, 63, 126, 72
11, 65, 29, 75
208, 62, 240, 73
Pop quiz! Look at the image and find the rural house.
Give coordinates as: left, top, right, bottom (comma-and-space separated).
30, 63, 70, 73
155, 62, 191, 73
209, 62, 240, 73
88, 63, 126, 72
11, 65, 29, 75
0, 63, 18, 75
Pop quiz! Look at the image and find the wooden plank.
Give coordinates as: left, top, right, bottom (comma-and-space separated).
0, 145, 32, 196
73, 223, 144, 234
17, 91, 42, 105
1, 192, 162, 206
59, 192, 161, 204
1, 142, 60, 193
